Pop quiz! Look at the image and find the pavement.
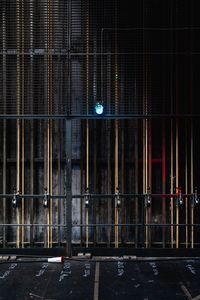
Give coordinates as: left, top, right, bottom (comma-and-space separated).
0, 257, 200, 300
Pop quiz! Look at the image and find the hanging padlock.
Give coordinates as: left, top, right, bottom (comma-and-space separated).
12, 188, 19, 208
145, 187, 151, 207
115, 187, 121, 208
43, 187, 49, 208
176, 187, 183, 207
190, 187, 199, 207
84, 188, 90, 208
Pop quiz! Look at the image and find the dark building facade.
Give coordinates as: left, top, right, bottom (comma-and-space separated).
0, 0, 200, 252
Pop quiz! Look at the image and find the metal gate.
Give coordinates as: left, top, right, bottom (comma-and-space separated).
0, 0, 200, 256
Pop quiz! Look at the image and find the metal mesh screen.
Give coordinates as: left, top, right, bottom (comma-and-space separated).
0, 0, 200, 116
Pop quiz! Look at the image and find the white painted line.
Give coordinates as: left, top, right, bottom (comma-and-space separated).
93, 262, 100, 300
192, 294, 200, 300
179, 282, 192, 300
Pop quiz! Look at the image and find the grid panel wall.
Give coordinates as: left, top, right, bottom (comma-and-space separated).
0, 0, 199, 116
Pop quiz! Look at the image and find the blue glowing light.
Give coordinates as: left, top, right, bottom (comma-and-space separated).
95, 102, 104, 115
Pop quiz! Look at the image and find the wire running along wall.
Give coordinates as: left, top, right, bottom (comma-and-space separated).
0, 0, 200, 249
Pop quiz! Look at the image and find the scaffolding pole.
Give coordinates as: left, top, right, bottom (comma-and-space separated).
29, 0, 34, 247
16, 0, 21, 249
185, 121, 188, 248
2, 5, 7, 247
114, 1, 119, 248
175, 121, 179, 249
162, 120, 166, 248
170, 120, 174, 248
191, 122, 194, 248
21, 0, 25, 248
85, 0, 89, 248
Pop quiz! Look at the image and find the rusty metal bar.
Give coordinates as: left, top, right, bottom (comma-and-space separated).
106, 55, 112, 247
114, 84, 119, 245
134, 79, 139, 248
162, 120, 166, 248
16, 0, 21, 249
121, 121, 125, 244
175, 121, 179, 249
21, 0, 25, 248
144, 120, 148, 247
85, 0, 90, 248
170, 123, 174, 248
56, 120, 61, 246
190, 1, 194, 249
0, 114, 199, 121
185, 121, 188, 248
2, 4, 7, 247
29, 0, 34, 247
170, 0, 174, 249
114, 120, 119, 248
1, 223, 199, 228
148, 120, 152, 247
114, 0, 119, 248
191, 122, 194, 248
0, 193, 198, 199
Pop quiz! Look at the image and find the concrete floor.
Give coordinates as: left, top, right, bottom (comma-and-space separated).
0, 258, 200, 300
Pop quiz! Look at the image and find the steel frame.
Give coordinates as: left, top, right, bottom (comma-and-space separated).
1, 192, 200, 255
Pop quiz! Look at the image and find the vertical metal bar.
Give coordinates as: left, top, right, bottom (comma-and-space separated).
114, 91, 119, 249
30, 120, 34, 247
107, 120, 112, 247
114, 0, 119, 249
134, 123, 139, 248
175, 0, 179, 249
93, 35, 97, 247
170, 120, 174, 248
46, 0, 53, 248
162, 120, 166, 248
148, 120, 152, 247
50, 0, 53, 249
145, 119, 148, 248
43, 0, 48, 248
107, 55, 111, 247
191, 122, 194, 248
134, 77, 139, 247
29, 0, 34, 247
16, 0, 21, 249
190, 1, 194, 248
121, 122, 125, 245
86, 119, 89, 248
21, 0, 25, 248
65, 119, 72, 256
57, 120, 61, 246
162, 53, 167, 249
142, 1, 148, 248
80, 125, 83, 246
47, 121, 50, 248
2, 3, 7, 247
21, 123, 24, 247
49, 120, 53, 248
185, 121, 188, 248
85, 0, 89, 248
170, 0, 174, 249
143, 119, 146, 246
47, 0, 50, 248
93, 121, 97, 246
175, 121, 179, 249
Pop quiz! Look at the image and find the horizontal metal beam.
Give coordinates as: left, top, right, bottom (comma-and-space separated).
0, 223, 199, 227
0, 193, 198, 199
0, 248, 66, 256
72, 247, 200, 257
0, 114, 200, 120
1, 51, 200, 56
